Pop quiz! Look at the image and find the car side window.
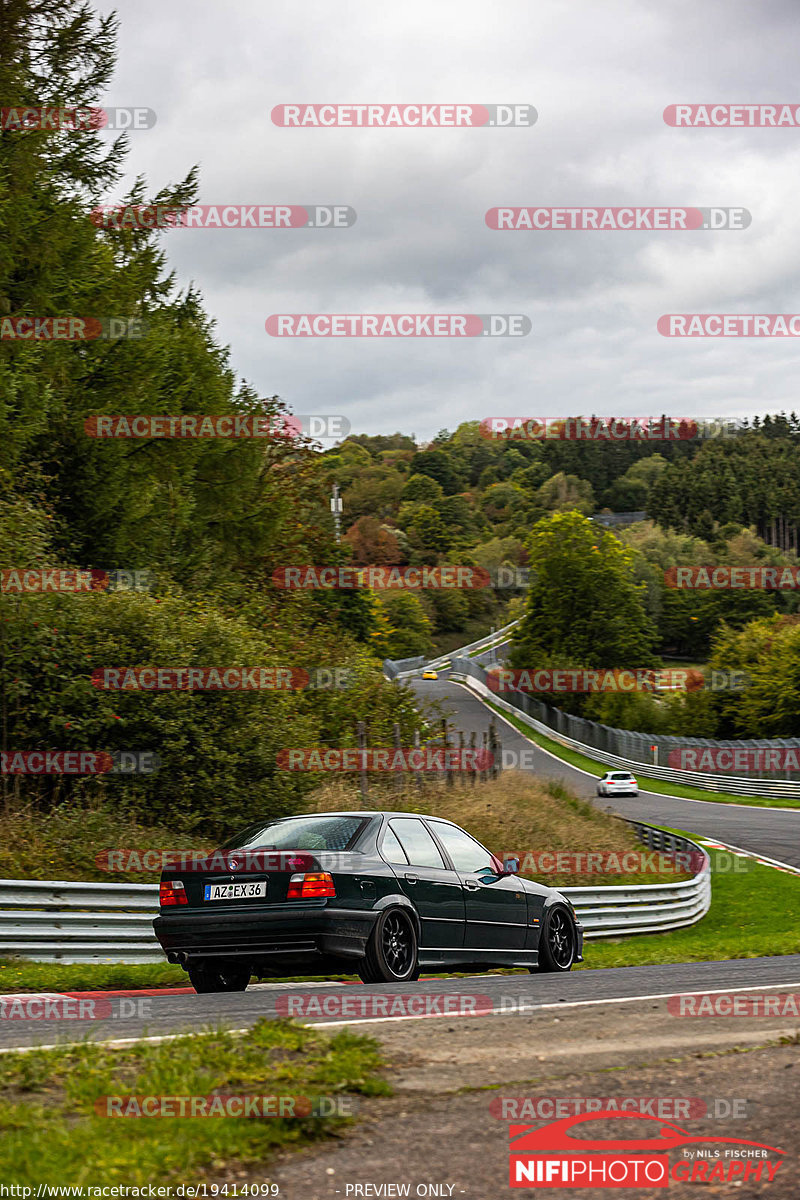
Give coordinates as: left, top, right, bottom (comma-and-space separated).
429, 821, 495, 873
390, 818, 446, 869
381, 826, 409, 864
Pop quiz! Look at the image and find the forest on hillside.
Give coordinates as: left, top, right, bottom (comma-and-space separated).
4, 4, 800, 834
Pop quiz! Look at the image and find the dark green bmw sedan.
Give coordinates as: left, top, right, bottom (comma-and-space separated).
153, 811, 583, 993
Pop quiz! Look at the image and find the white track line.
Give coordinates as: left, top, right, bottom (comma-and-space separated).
308, 980, 800, 1026
2, 980, 800, 1049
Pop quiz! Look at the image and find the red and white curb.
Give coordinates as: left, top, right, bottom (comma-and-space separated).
695, 838, 800, 876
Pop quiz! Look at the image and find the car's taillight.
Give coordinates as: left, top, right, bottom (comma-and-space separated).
160, 880, 188, 906
286, 872, 335, 899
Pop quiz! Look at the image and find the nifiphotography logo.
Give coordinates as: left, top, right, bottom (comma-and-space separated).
507, 1111, 785, 1188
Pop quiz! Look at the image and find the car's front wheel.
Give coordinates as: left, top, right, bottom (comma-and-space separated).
187, 962, 251, 993
358, 908, 420, 983
531, 904, 576, 973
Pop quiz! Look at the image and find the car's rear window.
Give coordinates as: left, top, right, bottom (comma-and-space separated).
610, 773, 633, 780
222, 815, 369, 852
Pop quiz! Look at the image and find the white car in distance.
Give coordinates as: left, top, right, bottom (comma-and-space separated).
596, 770, 639, 797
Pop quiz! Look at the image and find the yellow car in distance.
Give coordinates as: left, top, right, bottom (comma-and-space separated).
421, 669, 439, 680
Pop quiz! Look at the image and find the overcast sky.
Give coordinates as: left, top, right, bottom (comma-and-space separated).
97, 0, 800, 442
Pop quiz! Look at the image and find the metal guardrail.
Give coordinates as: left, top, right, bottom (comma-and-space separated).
0, 879, 164, 964
451, 662, 800, 799
0, 823, 710, 963
383, 655, 427, 680
424, 619, 520, 670
385, 619, 521, 680
574, 822, 711, 939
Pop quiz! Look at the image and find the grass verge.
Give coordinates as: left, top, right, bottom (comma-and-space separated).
0, 959, 189, 994
577, 844, 800, 969
0, 1019, 388, 1185
477, 692, 800, 809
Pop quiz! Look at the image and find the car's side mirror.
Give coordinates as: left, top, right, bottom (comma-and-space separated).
492, 854, 519, 875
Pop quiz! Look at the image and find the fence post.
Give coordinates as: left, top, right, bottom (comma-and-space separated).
393, 722, 402, 795
357, 721, 368, 801
489, 718, 500, 778
442, 717, 454, 787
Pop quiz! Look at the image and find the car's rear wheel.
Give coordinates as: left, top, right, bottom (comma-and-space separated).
531, 905, 576, 973
187, 962, 251, 993
358, 908, 420, 983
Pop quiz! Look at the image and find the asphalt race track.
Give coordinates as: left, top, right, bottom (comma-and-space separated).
411, 672, 800, 867
2, 956, 800, 1050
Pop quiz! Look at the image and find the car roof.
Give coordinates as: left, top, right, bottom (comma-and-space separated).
268, 811, 461, 823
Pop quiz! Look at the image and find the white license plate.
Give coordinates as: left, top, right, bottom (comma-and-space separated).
204, 881, 267, 901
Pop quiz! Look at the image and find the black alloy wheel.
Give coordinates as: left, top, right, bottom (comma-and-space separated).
358, 908, 420, 983
531, 904, 576, 973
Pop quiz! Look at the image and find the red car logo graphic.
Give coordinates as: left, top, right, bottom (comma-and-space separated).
509, 1110, 785, 1156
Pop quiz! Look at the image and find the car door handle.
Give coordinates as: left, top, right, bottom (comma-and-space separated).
404, 873, 418, 884
463, 880, 481, 891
